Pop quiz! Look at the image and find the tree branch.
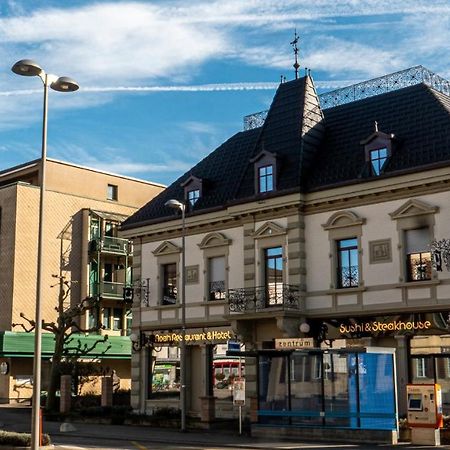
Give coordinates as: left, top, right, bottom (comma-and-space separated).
64, 334, 111, 358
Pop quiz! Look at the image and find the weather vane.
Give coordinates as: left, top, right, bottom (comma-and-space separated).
290, 29, 300, 79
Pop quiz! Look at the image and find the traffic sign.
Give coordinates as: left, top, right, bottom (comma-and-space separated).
227, 340, 240, 352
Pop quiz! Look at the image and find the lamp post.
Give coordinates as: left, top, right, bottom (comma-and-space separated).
165, 199, 187, 432
11, 59, 78, 450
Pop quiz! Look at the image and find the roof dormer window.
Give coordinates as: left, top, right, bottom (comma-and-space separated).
251, 149, 278, 195
181, 175, 203, 208
258, 165, 273, 193
361, 122, 395, 177
370, 147, 388, 176
187, 189, 200, 206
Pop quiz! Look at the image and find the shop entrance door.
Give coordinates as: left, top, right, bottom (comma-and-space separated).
258, 348, 397, 430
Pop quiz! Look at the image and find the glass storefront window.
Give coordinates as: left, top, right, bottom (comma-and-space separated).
258, 350, 396, 430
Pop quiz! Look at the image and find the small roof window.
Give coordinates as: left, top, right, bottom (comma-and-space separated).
361, 122, 395, 177
370, 148, 388, 176
181, 175, 203, 208
187, 189, 200, 206
250, 149, 278, 195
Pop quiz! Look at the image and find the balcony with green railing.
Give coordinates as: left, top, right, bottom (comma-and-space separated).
89, 236, 131, 255
90, 281, 127, 300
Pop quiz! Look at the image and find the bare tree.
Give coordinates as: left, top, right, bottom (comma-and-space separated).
13, 275, 109, 412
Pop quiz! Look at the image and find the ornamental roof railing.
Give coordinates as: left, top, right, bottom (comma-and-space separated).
243, 65, 450, 131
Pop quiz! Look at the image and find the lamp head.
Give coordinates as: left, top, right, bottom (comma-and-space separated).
11, 59, 43, 77
165, 199, 185, 211
299, 322, 310, 334
51, 76, 79, 92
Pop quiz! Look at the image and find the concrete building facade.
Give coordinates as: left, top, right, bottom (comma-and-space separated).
0, 158, 164, 402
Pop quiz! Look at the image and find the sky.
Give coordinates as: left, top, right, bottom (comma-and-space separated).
1, 0, 450, 186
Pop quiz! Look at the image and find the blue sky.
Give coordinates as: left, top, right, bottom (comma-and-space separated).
1, 0, 450, 186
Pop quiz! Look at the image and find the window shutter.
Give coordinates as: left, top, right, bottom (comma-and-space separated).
405, 228, 430, 254
209, 256, 225, 282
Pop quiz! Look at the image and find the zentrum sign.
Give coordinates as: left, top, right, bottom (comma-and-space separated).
339, 319, 432, 335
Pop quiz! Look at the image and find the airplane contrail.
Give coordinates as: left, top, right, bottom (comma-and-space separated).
0, 80, 358, 96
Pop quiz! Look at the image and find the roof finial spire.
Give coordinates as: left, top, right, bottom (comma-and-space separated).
290, 29, 300, 80
374, 120, 378, 132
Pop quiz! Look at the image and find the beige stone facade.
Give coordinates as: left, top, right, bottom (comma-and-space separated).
120, 70, 450, 437
123, 166, 450, 419
0, 158, 164, 402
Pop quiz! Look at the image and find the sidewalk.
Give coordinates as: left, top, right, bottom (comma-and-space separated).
1, 405, 450, 450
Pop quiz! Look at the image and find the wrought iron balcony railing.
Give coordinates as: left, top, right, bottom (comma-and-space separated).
89, 236, 131, 254
338, 265, 359, 288
244, 65, 450, 130
228, 284, 301, 313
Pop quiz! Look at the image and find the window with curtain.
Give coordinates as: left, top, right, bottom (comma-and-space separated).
208, 256, 225, 300
102, 308, 110, 329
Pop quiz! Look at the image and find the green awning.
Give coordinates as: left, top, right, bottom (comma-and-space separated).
0, 331, 131, 359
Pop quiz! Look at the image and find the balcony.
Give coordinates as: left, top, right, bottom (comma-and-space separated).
90, 281, 126, 300
89, 236, 130, 254
228, 284, 301, 313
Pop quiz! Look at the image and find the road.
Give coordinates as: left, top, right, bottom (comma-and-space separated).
1, 405, 450, 450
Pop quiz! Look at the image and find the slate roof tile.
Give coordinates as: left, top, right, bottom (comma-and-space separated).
122, 76, 450, 230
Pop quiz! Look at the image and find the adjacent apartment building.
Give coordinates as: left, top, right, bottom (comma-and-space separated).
0, 158, 164, 402
121, 65, 450, 433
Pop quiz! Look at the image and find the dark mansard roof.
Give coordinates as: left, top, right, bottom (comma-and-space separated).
122, 74, 450, 230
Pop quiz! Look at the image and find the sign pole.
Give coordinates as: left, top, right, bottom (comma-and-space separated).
239, 404, 242, 435
233, 378, 246, 436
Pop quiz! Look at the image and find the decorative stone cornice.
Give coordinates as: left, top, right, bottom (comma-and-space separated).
198, 232, 232, 249
322, 210, 366, 230
253, 221, 286, 239
152, 240, 181, 256
389, 198, 439, 220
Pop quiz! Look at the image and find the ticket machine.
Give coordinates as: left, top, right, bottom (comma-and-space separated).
407, 384, 443, 445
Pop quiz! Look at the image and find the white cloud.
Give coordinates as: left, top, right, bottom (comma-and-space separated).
305, 37, 406, 78
89, 160, 192, 175
48, 142, 193, 178
166, 0, 450, 27
0, 0, 450, 131
180, 121, 217, 134
0, 2, 229, 85
1, 1, 449, 89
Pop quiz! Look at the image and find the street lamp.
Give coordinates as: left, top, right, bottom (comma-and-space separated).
12, 59, 78, 450
165, 199, 187, 432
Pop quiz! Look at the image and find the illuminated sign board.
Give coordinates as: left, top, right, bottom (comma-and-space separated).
339, 320, 432, 335
153, 329, 233, 345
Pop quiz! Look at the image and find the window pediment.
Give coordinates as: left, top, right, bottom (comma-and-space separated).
253, 221, 286, 239
250, 149, 277, 164
389, 199, 439, 220
198, 232, 232, 249
360, 130, 395, 147
152, 241, 181, 256
322, 211, 366, 230
181, 175, 203, 189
